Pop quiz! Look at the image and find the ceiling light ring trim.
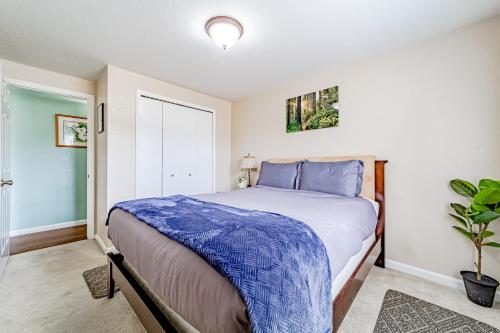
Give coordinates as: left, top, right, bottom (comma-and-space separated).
205, 16, 244, 37
205, 16, 244, 50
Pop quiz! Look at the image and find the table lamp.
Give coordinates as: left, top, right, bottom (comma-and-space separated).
240, 154, 257, 187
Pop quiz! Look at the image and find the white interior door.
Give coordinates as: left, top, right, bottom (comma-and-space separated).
162, 102, 181, 196
162, 102, 214, 196
0, 78, 12, 279
180, 107, 198, 195
196, 111, 213, 194
136, 97, 163, 198
162, 103, 192, 195
137, 95, 215, 198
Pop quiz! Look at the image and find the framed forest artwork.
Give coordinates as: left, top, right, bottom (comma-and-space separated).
286, 86, 339, 133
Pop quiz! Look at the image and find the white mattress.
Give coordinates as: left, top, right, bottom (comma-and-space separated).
331, 233, 376, 300
367, 199, 379, 217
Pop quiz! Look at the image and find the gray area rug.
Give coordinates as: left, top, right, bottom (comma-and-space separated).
83, 265, 119, 299
374, 289, 499, 333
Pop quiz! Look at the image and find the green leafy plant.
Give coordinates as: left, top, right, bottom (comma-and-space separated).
449, 179, 500, 280
286, 119, 301, 133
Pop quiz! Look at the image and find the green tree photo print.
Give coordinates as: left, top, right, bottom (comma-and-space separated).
286, 86, 339, 133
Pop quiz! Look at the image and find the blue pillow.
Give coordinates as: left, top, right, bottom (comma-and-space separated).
256, 161, 302, 189
298, 160, 364, 197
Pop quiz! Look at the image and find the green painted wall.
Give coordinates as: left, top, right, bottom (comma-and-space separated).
10, 87, 87, 231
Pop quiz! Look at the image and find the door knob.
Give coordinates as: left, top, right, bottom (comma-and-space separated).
189, 173, 192, 176
1, 179, 13, 187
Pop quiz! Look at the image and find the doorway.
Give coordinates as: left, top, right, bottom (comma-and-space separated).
1, 79, 94, 256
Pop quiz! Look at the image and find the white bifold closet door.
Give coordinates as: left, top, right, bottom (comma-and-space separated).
136, 96, 213, 199
196, 110, 214, 194
136, 98, 163, 198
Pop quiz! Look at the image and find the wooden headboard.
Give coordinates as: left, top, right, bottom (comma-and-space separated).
267, 155, 376, 200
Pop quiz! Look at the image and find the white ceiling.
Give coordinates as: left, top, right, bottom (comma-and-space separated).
1, 0, 499, 101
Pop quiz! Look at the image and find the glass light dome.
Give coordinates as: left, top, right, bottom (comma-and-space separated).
205, 16, 243, 50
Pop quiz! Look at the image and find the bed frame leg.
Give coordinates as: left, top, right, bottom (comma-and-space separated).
375, 233, 385, 268
108, 259, 116, 299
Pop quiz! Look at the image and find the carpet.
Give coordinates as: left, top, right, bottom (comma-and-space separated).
374, 289, 499, 333
83, 265, 118, 299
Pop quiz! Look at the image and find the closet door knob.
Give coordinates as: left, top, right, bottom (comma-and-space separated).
170, 174, 174, 177
189, 173, 192, 176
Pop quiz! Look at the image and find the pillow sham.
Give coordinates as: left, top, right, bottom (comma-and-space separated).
256, 161, 302, 189
298, 160, 364, 197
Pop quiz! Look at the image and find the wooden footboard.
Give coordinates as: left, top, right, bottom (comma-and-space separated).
332, 237, 382, 331
108, 160, 388, 333
332, 160, 387, 331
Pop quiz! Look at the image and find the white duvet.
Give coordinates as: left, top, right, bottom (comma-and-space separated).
195, 185, 378, 279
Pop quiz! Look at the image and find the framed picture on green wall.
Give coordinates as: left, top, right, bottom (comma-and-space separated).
55, 114, 88, 148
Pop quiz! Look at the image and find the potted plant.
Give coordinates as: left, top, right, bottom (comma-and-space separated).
449, 178, 500, 307
237, 176, 249, 189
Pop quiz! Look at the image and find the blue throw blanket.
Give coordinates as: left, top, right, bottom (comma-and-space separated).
109, 195, 332, 333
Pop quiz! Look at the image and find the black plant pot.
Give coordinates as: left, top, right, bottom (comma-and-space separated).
460, 271, 499, 308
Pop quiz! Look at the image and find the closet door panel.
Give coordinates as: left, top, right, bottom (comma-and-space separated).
162, 102, 214, 196
181, 108, 198, 195
162, 103, 184, 196
136, 97, 163, 198
197, 111, 213, 194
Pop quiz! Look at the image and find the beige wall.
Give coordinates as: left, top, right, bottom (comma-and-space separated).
98, 65, 232, 246
95, 68, 108, 245
1, 60, 95, 96
232, 16, 500, 281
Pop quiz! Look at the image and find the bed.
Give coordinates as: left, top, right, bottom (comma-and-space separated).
107, 156, 387, 332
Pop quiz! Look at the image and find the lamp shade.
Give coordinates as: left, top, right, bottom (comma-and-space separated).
205, 16, 244, 50
241, 154, 257, 171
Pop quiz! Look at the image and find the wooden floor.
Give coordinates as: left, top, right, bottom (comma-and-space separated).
10, 225, 87, 255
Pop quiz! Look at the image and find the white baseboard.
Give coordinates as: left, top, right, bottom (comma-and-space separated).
94, 234, 107, 252
0, 238, 9, 257
0, 254, 8, 281
94, 234, 116, 254
386, 259, 500, 302
10, 219, 87, 237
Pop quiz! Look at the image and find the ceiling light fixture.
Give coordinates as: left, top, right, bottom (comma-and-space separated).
205, 16, 243, 50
